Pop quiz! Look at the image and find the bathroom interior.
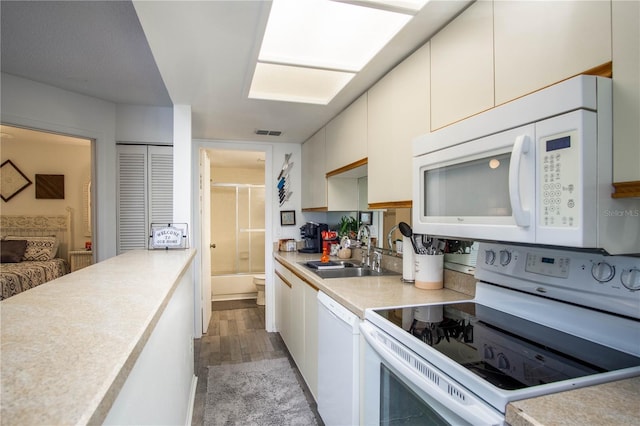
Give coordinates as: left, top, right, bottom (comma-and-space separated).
209, 149, 266, 305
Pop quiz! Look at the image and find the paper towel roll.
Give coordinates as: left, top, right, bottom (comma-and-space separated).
402, 236, 415, 283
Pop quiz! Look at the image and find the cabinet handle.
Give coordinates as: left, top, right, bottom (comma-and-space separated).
210, 243, 216, 248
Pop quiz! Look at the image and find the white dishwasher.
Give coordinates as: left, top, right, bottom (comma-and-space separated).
317, 291, 360, 426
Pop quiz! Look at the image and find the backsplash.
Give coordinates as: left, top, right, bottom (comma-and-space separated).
350, 248, 476, 297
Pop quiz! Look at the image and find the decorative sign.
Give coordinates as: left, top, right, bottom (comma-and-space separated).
277, 153, 293, 207
149, 223, 189, 249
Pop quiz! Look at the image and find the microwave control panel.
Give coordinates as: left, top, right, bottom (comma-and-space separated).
538, 128, 581, 228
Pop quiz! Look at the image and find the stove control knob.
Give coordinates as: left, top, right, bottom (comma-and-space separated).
485, 250, 496, 265
483, 345, 495, 360
497, 353, 510, 370
621, 268, 640, 291
591, 262, 615, 283
499, 250, 512, 266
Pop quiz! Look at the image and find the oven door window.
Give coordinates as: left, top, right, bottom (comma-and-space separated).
380, 364, 449, 426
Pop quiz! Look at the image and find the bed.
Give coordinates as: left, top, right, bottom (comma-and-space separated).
1, 209, 72, 300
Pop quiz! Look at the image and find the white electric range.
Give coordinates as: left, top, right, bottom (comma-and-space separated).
361, 242, 640, 425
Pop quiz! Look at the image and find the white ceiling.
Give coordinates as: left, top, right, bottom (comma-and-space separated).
1, 0, 471, 145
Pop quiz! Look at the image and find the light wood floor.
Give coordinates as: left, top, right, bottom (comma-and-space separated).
191, 300, 323, 425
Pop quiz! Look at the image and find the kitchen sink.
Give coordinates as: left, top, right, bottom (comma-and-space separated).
300, 261, 400, 279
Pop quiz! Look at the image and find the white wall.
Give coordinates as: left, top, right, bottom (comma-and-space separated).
1, 73, 117, 261
1, 73, 174, 262
1, 137, 92, 250
116, 105, 173, 144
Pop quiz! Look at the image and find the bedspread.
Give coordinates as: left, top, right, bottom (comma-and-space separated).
1, 259, 69, 300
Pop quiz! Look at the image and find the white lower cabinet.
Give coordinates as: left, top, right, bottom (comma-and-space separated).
275, 268, 291, 347
275, 261, 319, 399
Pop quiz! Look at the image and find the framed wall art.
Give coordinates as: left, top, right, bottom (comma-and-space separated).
359, 211, 372, 226
35, 174, 65, 199
1, 160, 32, 202
280, 210, 296, 226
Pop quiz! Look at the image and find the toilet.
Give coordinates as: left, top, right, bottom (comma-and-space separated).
253, 274, 266, 306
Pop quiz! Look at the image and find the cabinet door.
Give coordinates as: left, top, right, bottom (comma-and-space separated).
117, 145, 148, 253
431, 0, 494, 130
303, 284, 319, 400
494, 1, 611, 105
302, 128, 327, 209
325, 94, 368, 173
148, 146, 174, 224
368, 43, 430, 204
612, 0, 640, 183
288, 274, 306, 371
275, 272, 291, 347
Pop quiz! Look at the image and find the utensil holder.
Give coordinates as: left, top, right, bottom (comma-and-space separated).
414, 254, 444, 290
401, 236, 415, 283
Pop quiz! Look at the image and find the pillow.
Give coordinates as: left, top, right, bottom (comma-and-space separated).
1, 240, 28, 263
5, 236, 59, 261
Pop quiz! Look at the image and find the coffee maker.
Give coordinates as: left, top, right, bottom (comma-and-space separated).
299, 222, 328, 253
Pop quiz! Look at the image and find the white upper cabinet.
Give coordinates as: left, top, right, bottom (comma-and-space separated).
325, 93, 368, 173
494, 0, 611, 105
430, 0, 494, 130
612, 0, 640, 184
301, 128, 327, 209
368, 42, 430, 205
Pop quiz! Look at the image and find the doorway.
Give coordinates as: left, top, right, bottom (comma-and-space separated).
0, 124, 94, 257
207, 149, 266, 302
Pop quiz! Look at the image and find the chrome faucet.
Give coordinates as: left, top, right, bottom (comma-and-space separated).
357, 224, 371, 267
387, 225, 398, 250
372, 250, 383, 272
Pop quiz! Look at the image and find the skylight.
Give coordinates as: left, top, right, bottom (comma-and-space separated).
249, 0, 426, 105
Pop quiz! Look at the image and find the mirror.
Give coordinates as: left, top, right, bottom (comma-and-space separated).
332, 167, 478, 271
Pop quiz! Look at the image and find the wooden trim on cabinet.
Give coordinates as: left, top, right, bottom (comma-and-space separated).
583, 61, 613, 78
275, 270, 292, 288
612, 181, 640, 199
302, 207, 328, 212
326, 158, 368, 178
291, 268, 320, 291
369, 201, 412, 210
275, 257, 319, 291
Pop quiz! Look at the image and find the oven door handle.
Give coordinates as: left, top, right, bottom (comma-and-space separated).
508, 134, 531, 227
361, 322, 504, 426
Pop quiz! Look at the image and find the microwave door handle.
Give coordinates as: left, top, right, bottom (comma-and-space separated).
509, 134, 531, 227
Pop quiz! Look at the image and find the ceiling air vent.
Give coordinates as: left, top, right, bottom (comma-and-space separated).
255, 129, 282, 136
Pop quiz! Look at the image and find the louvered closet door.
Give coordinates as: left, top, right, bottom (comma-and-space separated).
116, 145, 173, 254
148, 146, 173, 225
117, 145, 148, 253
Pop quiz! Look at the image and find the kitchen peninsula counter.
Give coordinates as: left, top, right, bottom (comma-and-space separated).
1, 249, 196, 425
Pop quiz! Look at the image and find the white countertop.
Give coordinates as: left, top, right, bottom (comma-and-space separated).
0, 249, 196, 425
274, 250, 475, 318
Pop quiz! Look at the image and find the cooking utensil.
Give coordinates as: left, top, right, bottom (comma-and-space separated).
398, 222, 419, 254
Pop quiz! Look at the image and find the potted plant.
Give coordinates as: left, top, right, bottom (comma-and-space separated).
338, 216, 358, 239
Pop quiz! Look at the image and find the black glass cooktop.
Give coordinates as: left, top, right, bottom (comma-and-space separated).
372, 303, 640, 390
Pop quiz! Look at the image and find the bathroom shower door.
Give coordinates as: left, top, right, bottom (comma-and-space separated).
210, 183, 265, 299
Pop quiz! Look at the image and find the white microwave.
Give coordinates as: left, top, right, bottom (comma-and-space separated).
413, 76, 640, 255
